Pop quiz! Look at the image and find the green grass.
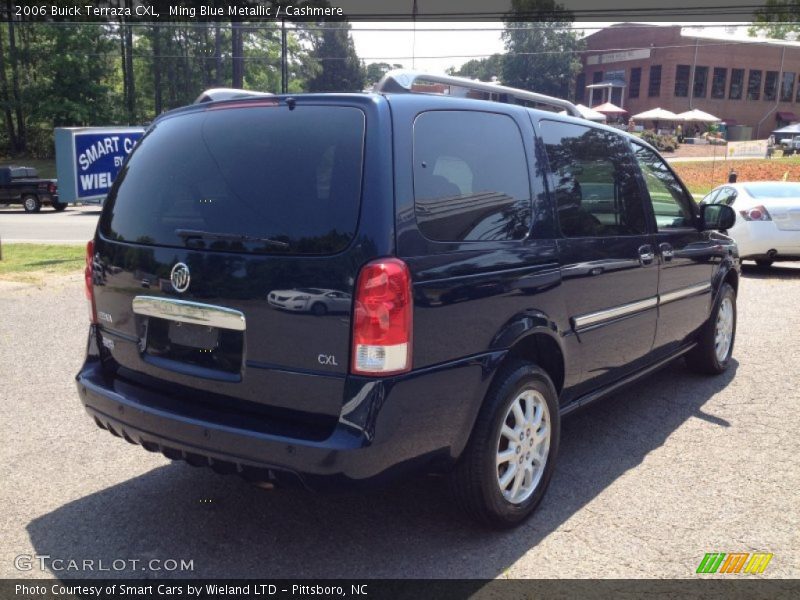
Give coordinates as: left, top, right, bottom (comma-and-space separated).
0, 157, 56, 178
0, 244, 84, 283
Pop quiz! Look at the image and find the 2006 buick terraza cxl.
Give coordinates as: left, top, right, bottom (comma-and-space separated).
76, 71, 740, 527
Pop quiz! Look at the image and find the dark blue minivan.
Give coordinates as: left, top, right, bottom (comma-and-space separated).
76, 71, 739, 527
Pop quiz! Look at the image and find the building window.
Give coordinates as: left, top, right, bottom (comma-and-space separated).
674, 65, 691, 97
747, 70, 762, 100
629, 67, 641, 99
648, 65, 662, 97
575, 73, 586, 104
592, 71, 603, 84
729, 68, 745, 100
764, 71, 779, 101
781, 72, 795, 102
693, 66, 709, 98
711, 68, 727, 99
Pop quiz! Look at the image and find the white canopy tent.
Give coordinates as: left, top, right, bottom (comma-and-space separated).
632, 107, 679, 121
675, 109, 721, 122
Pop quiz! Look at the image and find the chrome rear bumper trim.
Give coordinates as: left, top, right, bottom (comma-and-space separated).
132, 296, 246, 331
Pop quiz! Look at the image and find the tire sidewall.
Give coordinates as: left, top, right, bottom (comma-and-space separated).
711, 283, 737, 370
22, 195, 40, 213
480, 366, 560, 525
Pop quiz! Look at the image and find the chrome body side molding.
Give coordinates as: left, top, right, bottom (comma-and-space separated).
659, 282, 712, 306
572, 297, 658, 331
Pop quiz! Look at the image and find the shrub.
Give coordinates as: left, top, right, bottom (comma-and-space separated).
640, 130, 680, 152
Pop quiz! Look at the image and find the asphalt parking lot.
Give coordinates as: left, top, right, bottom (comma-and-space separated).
0, 264, 798, 580
0, 204, 100, 243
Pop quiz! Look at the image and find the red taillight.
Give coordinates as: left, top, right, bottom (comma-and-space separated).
48, 182, 57, 194
351, 258, 412, 376
740, 205, 772, 221
85, 240, 96, 323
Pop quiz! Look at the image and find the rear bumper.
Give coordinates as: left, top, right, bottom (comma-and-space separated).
76, 341, 500, 489
733, 222, 800, 259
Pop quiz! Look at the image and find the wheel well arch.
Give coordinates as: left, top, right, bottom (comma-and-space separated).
723, 267, 739, 293
500, 331, 565, 395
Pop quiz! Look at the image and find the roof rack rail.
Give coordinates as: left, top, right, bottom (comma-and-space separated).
193, 88, 275, 104
374, 70, 582, 118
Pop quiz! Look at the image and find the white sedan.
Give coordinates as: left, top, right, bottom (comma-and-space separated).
701, 181, 800, 267
267, 288, 351, 316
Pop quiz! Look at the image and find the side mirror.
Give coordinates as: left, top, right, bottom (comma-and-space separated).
701, 203, 736, 231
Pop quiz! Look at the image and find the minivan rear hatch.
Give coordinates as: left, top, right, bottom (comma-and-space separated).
92, 97, 380, 434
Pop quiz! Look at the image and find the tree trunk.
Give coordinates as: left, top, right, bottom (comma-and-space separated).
6, 0, 25, 152
124, 10, 135, 121
231, 22, 243, 88
119, 22, 128, 118
214, 26, 222, 86
152, 25, 162, 115
0, 28, 18, 151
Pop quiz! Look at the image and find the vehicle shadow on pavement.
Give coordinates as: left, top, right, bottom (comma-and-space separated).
27, 360, 737, 579
740, 263, 800, 280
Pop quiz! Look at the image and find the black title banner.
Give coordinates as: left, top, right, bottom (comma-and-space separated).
0, 1, 787, 22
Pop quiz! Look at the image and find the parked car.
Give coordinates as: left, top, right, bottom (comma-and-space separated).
0, 165, 63, 212
780, 135, 800, 155
701, 181, 800, 267
75, 71, 739, 528
268, 288, 352, 315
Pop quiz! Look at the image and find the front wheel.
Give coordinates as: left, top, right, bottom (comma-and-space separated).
686, 282, 736, 375
448, 362, 560, 528
22, 194, 41, 213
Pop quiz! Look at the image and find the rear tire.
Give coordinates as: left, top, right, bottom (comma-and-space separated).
686, 283, 736, 375
22, 194, 41, 213
755, 259, 773, 268
310, 302, 327, 316
51, 201, 67, 211
448, 361, 560, 528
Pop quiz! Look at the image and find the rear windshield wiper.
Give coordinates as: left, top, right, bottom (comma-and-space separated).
175, 229, 290, 249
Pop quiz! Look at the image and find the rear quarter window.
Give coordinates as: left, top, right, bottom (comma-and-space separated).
99, 104, 365, 255
412, 110, 532, 242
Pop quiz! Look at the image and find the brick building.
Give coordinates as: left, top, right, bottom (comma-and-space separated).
577, 23, 800, 137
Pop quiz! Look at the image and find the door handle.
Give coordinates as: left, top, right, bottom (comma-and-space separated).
660, 243, 674, 262
638, 245, 655, 266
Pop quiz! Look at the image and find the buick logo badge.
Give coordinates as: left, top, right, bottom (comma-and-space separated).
170, 263, 191, 293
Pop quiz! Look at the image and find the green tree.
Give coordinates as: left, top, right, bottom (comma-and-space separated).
364, 62, 403, 86
306, 22, 364, 92
447, 54, 505, 81
750, 0, 800, 39
501, 0, 583, 100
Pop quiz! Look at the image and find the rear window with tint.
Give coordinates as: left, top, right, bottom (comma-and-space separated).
100, 105, 365, 254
